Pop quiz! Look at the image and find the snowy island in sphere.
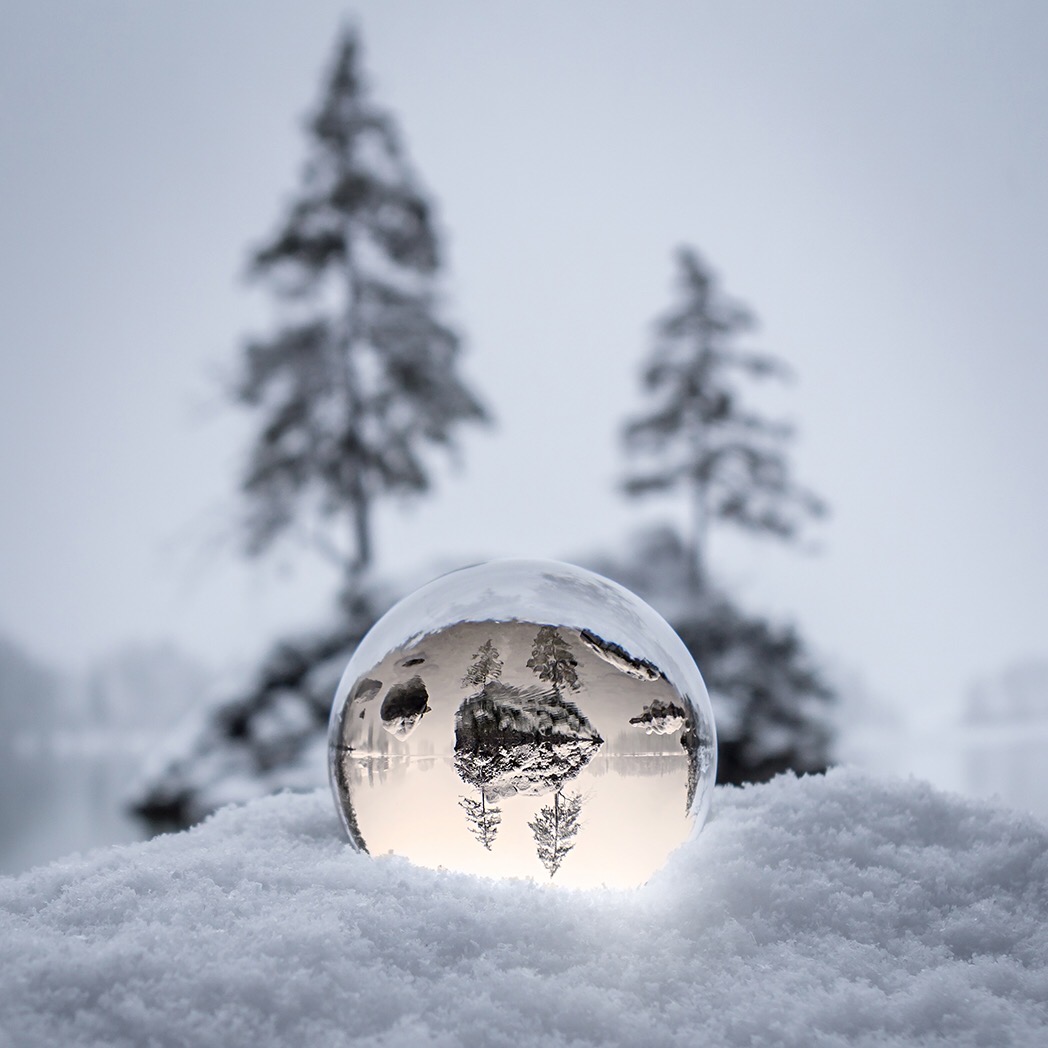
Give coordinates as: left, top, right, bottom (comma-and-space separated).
328, 560, 717, 888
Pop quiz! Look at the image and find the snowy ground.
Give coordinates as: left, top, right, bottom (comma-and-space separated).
1, 769, 1046, 1047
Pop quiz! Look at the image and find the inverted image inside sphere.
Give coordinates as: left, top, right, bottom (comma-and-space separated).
328, 561, 716, 889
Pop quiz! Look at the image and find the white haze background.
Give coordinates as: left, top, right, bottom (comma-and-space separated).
2, 1, 1048, 869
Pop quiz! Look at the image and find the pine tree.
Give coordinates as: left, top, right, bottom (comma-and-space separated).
132, 28, 489, 832
528, 789, 583, 878
527, 626, 581, 691
461, 639, 503, 688
235, 26, 489, 588
623, 247, 824, 592
458, 788, 502, 850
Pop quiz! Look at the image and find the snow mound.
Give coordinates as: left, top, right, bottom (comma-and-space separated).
1, 768, 1046, 1047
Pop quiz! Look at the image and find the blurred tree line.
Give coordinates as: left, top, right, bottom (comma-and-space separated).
132, 26, 834, 831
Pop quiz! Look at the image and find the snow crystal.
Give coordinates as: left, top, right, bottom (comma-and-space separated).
1, 768, 1046, 1047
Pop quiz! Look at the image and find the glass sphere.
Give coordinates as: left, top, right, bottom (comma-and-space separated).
328, 559, 716, 888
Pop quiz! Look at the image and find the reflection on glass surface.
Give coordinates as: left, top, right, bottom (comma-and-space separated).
329, 561, 716, 889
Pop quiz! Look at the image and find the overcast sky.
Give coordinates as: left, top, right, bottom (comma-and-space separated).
2, 1, 1047, 754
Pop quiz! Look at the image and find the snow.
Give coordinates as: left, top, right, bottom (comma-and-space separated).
2, 768, 1046, 1047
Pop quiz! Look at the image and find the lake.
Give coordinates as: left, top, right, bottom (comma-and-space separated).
0, 732, 150, 876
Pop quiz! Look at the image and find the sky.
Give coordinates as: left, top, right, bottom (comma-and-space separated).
2, 1, 1047, 764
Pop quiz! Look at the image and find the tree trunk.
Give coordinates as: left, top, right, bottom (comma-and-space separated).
341, 209, 368, 590
551, 789, 561, 866
685, 400, 708, 596
687, 473, 707, 596
349, 491, 371, 584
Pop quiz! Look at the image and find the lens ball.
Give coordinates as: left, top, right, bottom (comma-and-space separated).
328, 560, 716, 888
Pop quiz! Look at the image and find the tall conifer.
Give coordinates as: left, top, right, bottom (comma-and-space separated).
133, 27, 488, 832
623, 247, 824, 591
236, 27, 488, 587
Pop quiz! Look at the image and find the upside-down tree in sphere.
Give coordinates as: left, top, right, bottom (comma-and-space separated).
619, 247, 833, 785
132, 27, 489, 831
459, 789, 502, 851
529, 789, 583, 878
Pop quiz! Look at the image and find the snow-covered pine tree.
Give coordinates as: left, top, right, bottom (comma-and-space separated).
615, 248, 834, 786
133, 27, 488, 833
526, 627, 581, 692
528, 789, 583, 878
623, 247, 824, 593
237, 26, 489, 588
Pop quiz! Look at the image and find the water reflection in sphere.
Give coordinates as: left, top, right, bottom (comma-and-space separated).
328, 560, 716, 888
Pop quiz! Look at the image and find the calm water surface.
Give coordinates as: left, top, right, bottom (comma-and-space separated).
0, 734, 147, 876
